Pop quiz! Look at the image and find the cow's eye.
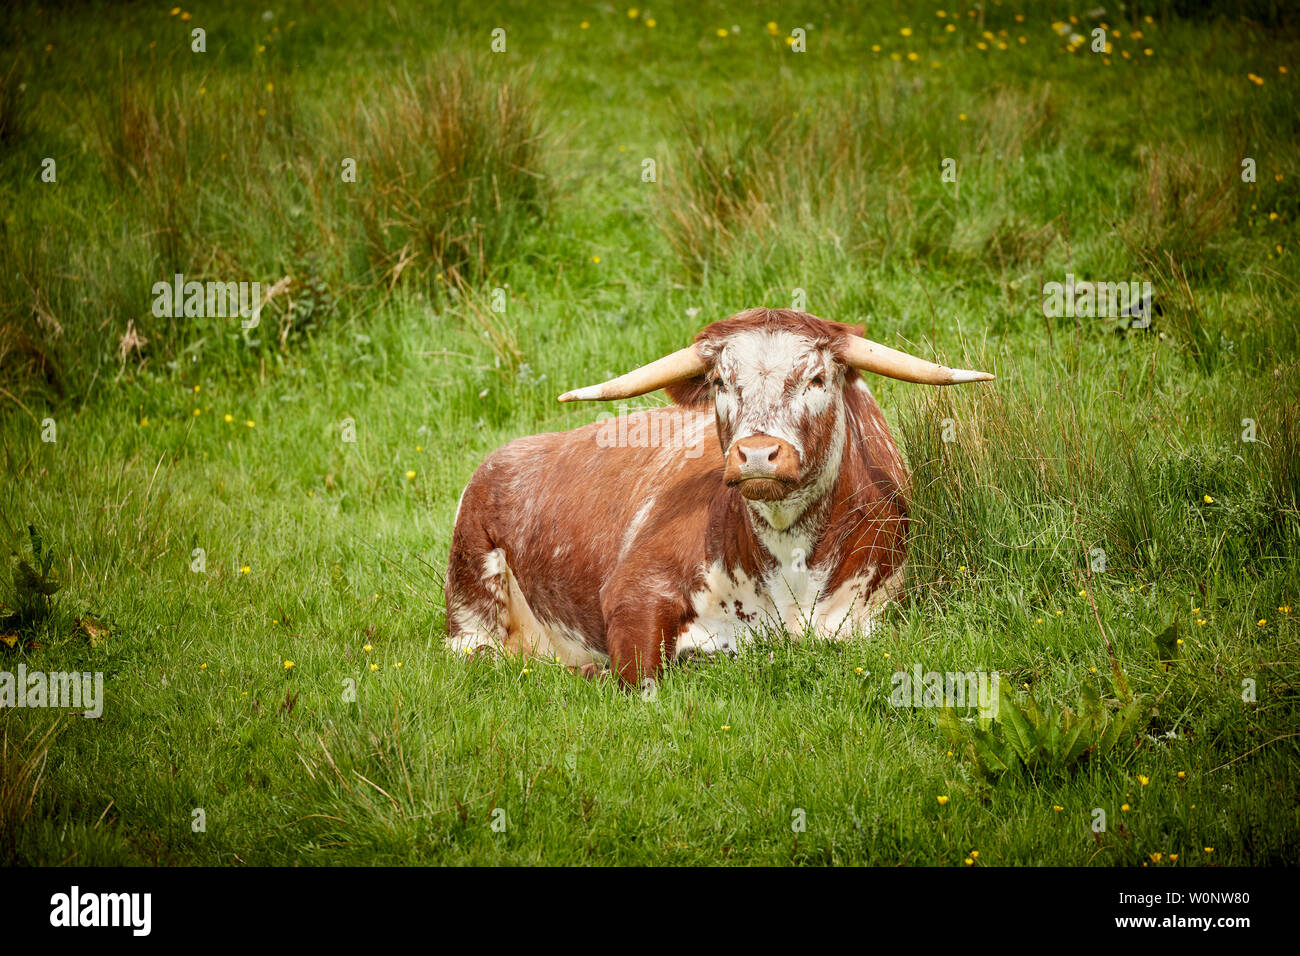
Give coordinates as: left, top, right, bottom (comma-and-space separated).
712, 376, 726, 389
809, 374, 825, 388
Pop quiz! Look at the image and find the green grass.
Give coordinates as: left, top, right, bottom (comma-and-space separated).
0, 1, 1298, 865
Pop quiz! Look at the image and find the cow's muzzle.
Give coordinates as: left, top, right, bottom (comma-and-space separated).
724, 435, 801, 501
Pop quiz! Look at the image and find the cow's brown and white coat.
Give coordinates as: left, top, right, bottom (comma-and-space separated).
445, 309, 991, 684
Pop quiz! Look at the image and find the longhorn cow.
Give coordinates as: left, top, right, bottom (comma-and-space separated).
445, 308, 993, 684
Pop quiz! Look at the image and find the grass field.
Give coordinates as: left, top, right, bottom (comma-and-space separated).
1, 1, 1298, 866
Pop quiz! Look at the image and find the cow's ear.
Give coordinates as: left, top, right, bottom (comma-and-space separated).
665, 375, 713, 408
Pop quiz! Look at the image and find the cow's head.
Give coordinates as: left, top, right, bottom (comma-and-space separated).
559, 308, 993, 523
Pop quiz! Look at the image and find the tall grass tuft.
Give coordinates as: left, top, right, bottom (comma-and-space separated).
656, 80, 1059, 279
1125, 146, 1239, 281
350, 59, 548, 287
0, 56, 551, 402
92, 73, 214, 272
0, 719, 62, 865
1262, 374, 1300, 553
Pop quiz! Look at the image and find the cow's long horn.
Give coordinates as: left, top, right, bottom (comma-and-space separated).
843, 336, 994, 385
557, 345, 706, 402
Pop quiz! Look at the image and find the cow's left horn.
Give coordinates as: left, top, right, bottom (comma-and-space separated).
558, 344, 706, 402
843, 336, 994, 385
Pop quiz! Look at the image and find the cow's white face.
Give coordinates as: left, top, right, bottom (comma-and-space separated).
707, 329, 847, 523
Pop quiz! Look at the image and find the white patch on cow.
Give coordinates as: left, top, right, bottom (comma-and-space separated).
620, 497, 657, 561
677, 545, 828, 658
747, 498, 801, 533
818, 565, 906, 639
482, 548, 507, 580
444, 549, 514, 655
678, 562, 764, 656
446, 606, 501, 654
454, 482, 469, 526
540, 619, 610, 668
763, 555, 831, 635
678, 548, 905, 659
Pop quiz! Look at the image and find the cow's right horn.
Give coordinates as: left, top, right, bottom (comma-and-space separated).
843, 336, 994, 385
558, 344, 706, 402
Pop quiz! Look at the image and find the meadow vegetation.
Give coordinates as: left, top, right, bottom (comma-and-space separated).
0, 1, 1296, 864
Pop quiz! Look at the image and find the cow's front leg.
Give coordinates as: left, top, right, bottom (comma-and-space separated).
605, 603, 683, 687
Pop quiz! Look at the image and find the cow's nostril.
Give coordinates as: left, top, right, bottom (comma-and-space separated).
767, 447, 779, 462
736, 447, 748, 463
